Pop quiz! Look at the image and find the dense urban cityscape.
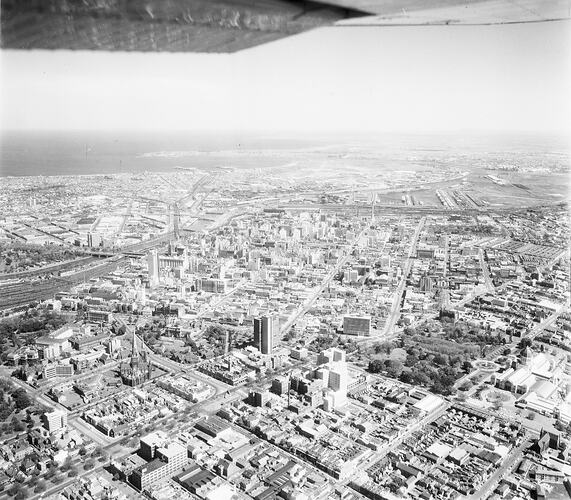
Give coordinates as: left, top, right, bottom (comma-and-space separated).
0, 143, 569, 500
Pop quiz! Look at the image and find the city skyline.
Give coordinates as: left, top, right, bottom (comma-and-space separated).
0, 4, 570, 500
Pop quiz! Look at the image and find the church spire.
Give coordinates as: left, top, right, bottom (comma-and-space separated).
130, 328, 140, 369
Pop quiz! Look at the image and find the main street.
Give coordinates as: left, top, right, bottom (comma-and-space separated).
383, 217, 426, 336
280, 226, 369, 336
8, 375, 115, 448
196, 278, 247, 319
354, 396, 450, 473
31, 463, 107, 500
479, 247, 495, 292
465, 435, 531, 500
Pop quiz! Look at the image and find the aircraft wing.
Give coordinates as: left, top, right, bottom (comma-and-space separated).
1, 0, 569, 53
332, 0, 571, 26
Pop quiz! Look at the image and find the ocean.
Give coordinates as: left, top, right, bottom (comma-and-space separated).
1, 130, 569, 178
0, 131, 322, 177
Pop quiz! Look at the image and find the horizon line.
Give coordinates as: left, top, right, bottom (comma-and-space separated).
2, 128, 570, 137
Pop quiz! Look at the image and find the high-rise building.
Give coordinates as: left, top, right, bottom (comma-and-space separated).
318, 348, 346, 365
271, 376, 289, 395
42, 409, 67, 433
130, 431, 187, 491
87, 232, 102, 248
419, 275, 434, 292
106, 337, 121, 354
43, 363, 74, 379
199, 278, 228, 293
316, 348, 349, 411
328, 363, 348, 393
158, 253, 188, 278
253, 315, 279, 355
248, 388, 269, 407
147, 250, 160, 287
87, 309, 113, 324
343, 315, 371, 336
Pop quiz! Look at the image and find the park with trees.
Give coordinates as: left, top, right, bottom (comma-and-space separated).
366, 319, 505, 395
0, 308, 68, 361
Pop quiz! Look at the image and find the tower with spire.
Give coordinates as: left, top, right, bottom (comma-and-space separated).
120, 328, 152, 386
371, 192, 376, 223
130, 328, 140, 369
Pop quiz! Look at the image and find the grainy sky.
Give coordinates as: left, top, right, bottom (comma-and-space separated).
1, 21, 569, 134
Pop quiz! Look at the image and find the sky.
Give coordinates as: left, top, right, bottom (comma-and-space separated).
1, 20, 570, 135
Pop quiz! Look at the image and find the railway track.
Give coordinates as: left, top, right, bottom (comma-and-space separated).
0, 231, 176, 311
0, 260, 125, 311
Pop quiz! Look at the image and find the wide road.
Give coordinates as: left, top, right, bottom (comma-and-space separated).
479, 247, 495, 292
30, 462, 107, 500
280, 227, 368, 336
354, 395, 449, 473
197, 279, 247, 319
465, 435, 530, 500
9, 374, 116, 449
382, 217, 425, 336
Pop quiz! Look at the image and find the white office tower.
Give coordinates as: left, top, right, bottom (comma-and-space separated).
147, 249, 160, 287
328, 363, 348, 392
323, 360, 348, 411
42, 409, 68, 433
87, 232, 103, 248
318, 347, 346, 365
316, 348, 349, 411
254, 315, 279, 355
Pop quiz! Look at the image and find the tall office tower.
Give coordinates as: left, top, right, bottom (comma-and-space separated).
42, 409, 68, 433
419, 275, 434, 292
343, 315, 372, 336
147, 249, 159, 287
325, 360, 349, 410
87, 232, 102, 248
328, 363, 348, 393
253, 315, 279, 355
